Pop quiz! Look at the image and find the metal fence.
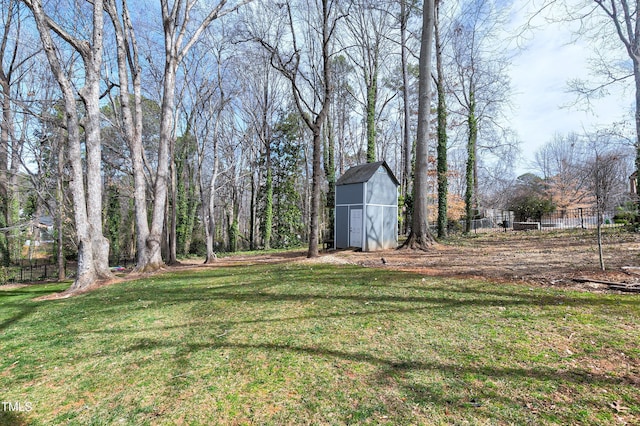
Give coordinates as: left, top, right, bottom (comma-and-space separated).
1, 261, 68, 284
538, 208, 617, 230
464, 208, 619, 232
1, 258, 136, 284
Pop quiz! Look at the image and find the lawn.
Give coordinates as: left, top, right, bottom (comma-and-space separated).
1, 262, 639, 425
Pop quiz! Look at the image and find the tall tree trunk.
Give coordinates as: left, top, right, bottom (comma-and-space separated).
81, 38, 112, 280
145, 53, 176, 270
435, 0, 448, 239
26, 0, 113, 291
145, 0, 254, 270
465, 90, 477, 234
0, 78, 12, 266
263, 145, 273, 250
308, 126, 323, 257
106, 0, 150, 272
635, 62, 640, 205
366, 72, 377, 163
203, 146, 219, 263
168, 148, 178, 265
324, 119, 336, 248
402, 0, 435, 250
0, 0, 21, 267
249, 169, 257, 251
400, 0, 412, 235
56, 137, 66, 280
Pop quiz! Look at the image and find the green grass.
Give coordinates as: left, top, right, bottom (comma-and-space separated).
1, 263, 639, 425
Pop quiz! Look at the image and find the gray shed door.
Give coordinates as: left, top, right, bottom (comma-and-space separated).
349, 209, 362, 247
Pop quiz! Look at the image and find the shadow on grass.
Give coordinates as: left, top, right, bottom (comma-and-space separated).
0, 304, 36, 333
125, 338, 634, 389
0, 406, 30, 426
70, 270, 640, 316
4, 263, 638, 424
117, 337, 634, 424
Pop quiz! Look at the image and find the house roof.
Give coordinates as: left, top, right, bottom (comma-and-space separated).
336, 161, 400, 186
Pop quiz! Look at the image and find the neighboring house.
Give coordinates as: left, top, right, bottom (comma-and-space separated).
24, 215, 55, 248
335, 161, 399, 251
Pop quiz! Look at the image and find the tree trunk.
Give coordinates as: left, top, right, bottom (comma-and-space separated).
205, 159, 218, 262
0, 78, 12, 266
400, 0, 412, 236
597, 206, 605, 271
0, 0, 23, 267
118, 0, 152, 272
402, 0, 436, 250
324, 119, 336, 248
101, 4, 153, 270
202, 116, 221, 264
366, 72, 377, 163
56, 139, 65, 281
168, 151, 178, 265
464, 90, 477, 234
26, 0, 113, 291
144, 51, 176, 271
634, 61, 640, 205
249, 169, 257, 251
435, 0, 448, 239
308, 127, 323, 257
81, 48, 112, 280
263, 145, 273, 250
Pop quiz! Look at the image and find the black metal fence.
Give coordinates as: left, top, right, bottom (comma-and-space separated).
1, 258, 136, 284
1, 260, 68, 284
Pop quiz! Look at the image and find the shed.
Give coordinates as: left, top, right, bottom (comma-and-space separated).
335, 161, 399, 251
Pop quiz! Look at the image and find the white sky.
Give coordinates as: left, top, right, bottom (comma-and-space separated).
504, 1, 634, 175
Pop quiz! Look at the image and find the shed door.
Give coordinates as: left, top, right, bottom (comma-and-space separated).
350, 209, 362, 247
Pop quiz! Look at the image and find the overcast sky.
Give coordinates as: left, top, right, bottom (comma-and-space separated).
504, 1, 633, 175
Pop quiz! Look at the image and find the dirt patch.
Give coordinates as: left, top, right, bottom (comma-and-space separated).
204, 230, 640, 293
331, 230, 640, 291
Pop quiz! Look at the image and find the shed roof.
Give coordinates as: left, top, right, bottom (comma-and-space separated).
336, 161, 400, 186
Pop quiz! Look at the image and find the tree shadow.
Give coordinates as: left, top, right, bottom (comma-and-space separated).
117, 336, 635, 424
0, 404, 30, 426
0, 304, 35, 333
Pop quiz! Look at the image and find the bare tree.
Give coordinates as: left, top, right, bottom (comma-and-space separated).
448, 0, 513, 233
341, 0, 396, 163
561, 0, 640, 197
103, 0, 151, 272
184, 38, 232, 263
23, 0, 114, 291
251, 0, 338, 258
402, 0, 436, 249
434, 0, 448, 238
135, 0, 253, 271
534, 132, 590, 212
582, 133, 630, 270
1, 0, 39, 265
236, 43, 286, 251
399, 0, 414, 233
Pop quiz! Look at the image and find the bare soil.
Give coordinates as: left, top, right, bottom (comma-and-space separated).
208, 229, 640, 292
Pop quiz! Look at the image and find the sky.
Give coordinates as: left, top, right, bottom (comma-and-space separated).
504, 1, 634, 176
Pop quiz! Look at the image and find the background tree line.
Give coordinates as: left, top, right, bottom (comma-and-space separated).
0, 0, 637, 289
